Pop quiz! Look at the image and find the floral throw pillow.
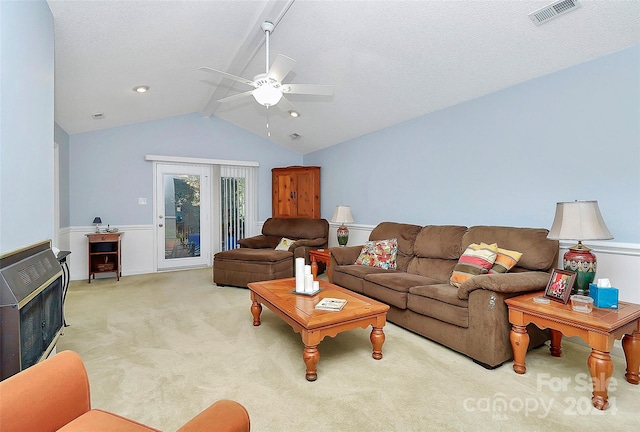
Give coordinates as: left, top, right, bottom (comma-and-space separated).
275, 237, 295, 251
355, 238, 398, 270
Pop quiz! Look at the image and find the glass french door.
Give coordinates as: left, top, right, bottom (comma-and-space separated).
156, 164, 210, 270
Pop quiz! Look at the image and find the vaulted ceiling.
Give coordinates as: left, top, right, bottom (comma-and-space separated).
47, 0, 639, 154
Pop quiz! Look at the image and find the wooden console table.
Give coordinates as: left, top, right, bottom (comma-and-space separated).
505, 292, 640, 410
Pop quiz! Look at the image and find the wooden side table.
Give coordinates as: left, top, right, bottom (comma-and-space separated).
86, 232, 123, 283
505, 292, 640, 410
309, 249, 331, 279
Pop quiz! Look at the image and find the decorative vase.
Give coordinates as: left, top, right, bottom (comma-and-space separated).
563, 245, 597, 295
337, 225, 349, 247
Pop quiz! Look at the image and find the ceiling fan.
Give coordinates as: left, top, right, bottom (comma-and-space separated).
199, 21, 333, 110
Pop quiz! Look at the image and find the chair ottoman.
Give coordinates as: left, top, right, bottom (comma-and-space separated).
214, 248, 293, 288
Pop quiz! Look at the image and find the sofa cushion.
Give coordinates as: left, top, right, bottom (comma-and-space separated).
214, 248, 292, 263
368, 222, 422, 271
262, 217, 329, 240
462, 226, 558, 271
488, 246, 523, 274
364, 272, 441, 309
58, 410, 160, 432
355, 238, 398, 269
408, 284, 469, 328
413, 225, 467, 259
406, 258, 458, 283
450, 243, 498, 288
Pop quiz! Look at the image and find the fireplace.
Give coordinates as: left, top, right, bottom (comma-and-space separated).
0, 240, 64, 380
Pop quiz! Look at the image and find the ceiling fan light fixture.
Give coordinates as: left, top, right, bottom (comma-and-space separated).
288, 110, 300, 118
133, 85, 149, 93
253, 84, 282, 106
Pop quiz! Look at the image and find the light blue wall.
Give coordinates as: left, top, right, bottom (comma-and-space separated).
55, 122, 70, 228
68, 113, 302, 226
305, 46, 640, 244
0, 0, 55, 253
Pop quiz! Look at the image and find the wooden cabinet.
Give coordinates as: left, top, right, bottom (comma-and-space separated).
86, 232, 123, 283
272, 166, 320, 218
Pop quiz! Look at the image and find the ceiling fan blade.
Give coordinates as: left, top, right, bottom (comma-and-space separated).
217, 90, 254, 103
275, 95, 295, 111
198, 67, 255, 87
267, 54, 296, 82
282, 83, 334, 96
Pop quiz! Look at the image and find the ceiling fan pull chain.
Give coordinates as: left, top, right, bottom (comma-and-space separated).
266, 105, 271, 137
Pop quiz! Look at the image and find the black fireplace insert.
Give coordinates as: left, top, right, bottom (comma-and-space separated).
0, 240, 64, 380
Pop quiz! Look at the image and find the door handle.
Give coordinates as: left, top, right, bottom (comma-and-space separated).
159, 224, 163, 227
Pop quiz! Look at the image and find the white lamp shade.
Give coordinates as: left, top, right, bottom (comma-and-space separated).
252, 84, 282, 106
331, 205, 354, 224
547, 200, 613, 241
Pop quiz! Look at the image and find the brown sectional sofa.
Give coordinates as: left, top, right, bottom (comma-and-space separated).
329, 222, 559, 368
214, 217, 329, 288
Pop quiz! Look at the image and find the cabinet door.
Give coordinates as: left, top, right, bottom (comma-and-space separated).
293, 170, 318, 218
272, 167, 320, 218
272, 172, 295, 217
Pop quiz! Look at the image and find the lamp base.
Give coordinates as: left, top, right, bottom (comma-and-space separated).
563, 242, 597, 295
337, 225, 349, 247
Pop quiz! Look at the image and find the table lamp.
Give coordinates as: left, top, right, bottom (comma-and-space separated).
93, 217, 102, 233
547, 200, 613, 295
331, 205, 354, 246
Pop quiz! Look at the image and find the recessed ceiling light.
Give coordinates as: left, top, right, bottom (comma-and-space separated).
288, 110, 300, 118
133, 86, 149, 93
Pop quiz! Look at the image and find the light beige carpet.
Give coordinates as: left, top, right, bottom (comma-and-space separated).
58, 269, 639, 431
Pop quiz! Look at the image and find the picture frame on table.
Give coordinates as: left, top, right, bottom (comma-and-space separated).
544, 269, 576, 304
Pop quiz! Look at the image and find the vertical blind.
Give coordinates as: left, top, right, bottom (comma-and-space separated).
220, 165, 257, 251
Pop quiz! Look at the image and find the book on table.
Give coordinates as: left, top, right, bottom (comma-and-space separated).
315, 297, 347, 311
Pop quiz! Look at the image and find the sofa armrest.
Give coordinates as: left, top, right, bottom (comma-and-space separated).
177, 399, 250, 432
0, 351, 91, 431
329, 245, 362, 266
238, 235, 273, 249
457, 271, 551, 300
290, 237, 327, 250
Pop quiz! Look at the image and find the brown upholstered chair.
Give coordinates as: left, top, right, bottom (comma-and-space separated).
0, 350, 250, 432
213, 217, 329, 288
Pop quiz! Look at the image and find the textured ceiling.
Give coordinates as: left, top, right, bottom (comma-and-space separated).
47, 0, 640, 154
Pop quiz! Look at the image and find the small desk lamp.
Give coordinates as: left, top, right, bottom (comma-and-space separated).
331, 205, 354, 246
547, 200, 613, 295
93, 217, 102, 233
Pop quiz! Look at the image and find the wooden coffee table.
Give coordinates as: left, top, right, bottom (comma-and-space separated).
248, 278, 390, 381
505, 292, 640, 410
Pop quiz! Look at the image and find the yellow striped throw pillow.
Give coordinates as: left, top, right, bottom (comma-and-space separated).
488, 246, 523, 274
450, 243, 498, 288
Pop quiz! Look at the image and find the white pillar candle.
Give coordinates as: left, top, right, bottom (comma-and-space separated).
313, 280, 320, 292
304, 264, 311, 275
295, 258, 305, 293
304, 273, 313, 293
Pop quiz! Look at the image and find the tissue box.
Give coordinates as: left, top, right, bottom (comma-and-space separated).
588, 283, 618, 309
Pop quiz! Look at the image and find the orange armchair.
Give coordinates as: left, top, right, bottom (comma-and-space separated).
0, 350, 250, 432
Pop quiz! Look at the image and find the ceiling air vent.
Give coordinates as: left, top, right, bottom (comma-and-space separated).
92, 113, 105, 120
529, 0, 581, 26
